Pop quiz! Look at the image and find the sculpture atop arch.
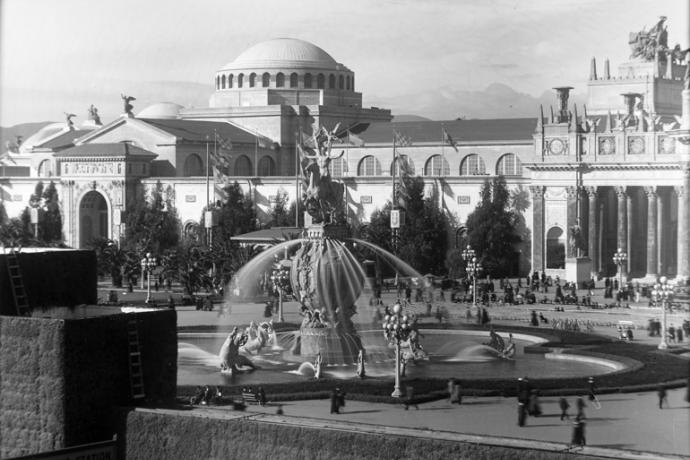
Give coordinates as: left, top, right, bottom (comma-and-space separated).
628, 16, 667, 61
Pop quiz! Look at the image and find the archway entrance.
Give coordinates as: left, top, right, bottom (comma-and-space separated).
79, 190, 108, 247
546, 226, 565, 269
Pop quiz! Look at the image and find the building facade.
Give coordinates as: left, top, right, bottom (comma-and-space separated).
1, 32, 688, 281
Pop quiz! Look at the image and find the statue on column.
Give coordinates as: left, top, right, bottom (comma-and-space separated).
64, 112, 76, 129
569, 219, 586, 258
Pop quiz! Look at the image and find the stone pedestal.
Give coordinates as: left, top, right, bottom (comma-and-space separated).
565, 257, 592, 286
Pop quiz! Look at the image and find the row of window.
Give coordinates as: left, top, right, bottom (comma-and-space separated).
183, 153, 523, 177
215, 71, 354, 91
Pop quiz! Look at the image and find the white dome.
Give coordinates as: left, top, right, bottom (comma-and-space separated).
19, 123, 67, 152
221, 38, 340, 71
137, 102, 184, 119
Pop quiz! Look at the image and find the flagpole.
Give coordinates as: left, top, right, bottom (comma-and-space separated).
206, 139, 210, 208
392, 133, 397, 206
254, 137, 258, 177
441, 126, 446, 211
295, 131, 300, 227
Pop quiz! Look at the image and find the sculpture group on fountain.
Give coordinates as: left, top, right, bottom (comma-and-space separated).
218, 321, 276, 374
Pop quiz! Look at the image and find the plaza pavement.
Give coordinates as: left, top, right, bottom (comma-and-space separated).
99, 280, 690, 457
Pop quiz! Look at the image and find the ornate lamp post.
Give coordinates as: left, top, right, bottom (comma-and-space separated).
140, 252, 157, 304
612, 248, 627, 292
270, 259, 291, 322
462, 246, 481, 312
651, 276, 673, 350
382, 302, 411, 398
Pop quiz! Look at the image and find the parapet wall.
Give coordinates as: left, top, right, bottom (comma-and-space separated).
0, 309, 177, 458
0, 250, 97, 315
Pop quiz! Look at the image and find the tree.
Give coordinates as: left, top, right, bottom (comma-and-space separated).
364, 169, 449, 275
465, 176, 522, 278
41, 181, 63, 243
124, 181, 181, 255
205, 182, 257, 241
268, 189, 293, 227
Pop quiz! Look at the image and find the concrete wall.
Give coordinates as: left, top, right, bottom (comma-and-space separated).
0, 309, 177, 458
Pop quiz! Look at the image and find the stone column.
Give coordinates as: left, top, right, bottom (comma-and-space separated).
566, 186, 579, 258
657, 190, 665, 275
678, 165, 690, 278
644, 187, 658, 278
530, 186, 545, 272
586, 186, 598, 275
626, 192, 633, 273
615, 186, 628, 279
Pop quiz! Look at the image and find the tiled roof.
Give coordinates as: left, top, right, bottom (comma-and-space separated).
35, 130, 92, 150
356, 118, 538, 144
53, 143, 158, 158
140, 118, 262, 144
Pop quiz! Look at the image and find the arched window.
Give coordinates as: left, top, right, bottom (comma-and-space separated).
276, 72, 285, 88
262, 72, 270, 87
234, 155, 252, 176
317, 73, 325, 89
546, 227, 566, 269
391, 155, 415, 176
357, 155, 382, 176
351, 75, 355, 90
331, 157, 347, 177
249, 73, 256, 87
216, 75, 220, 89
183, 154, 204, 176
238, 73, 244, 88
37, 159, 52, 177
496, 153, 522, 176
424, 155, 449, 176
328, 74, 336, 89
183, 221, 200, 241
338, 75, 344, 89
304, 73, 312, 88
346, 75, 351, 90
290, 73, 298, 88
220, 74, 225, 89
228, 74, 233, 88
257, 156, 276, 176
459, 154, 486, 176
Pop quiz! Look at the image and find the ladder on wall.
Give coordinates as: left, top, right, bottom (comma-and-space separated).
6, 251, 31, 316
127, 319, 146, 400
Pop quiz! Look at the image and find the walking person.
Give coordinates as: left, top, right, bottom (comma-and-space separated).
657, 384, 668, 409
576, 396, 586, 420
403, 385, 418, 410
258, 386, 266, 407
571, 415, 586, 447
559, 397, 570, 420
330, 388, 340, 414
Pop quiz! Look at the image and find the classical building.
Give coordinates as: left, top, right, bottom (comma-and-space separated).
2, 25, 689, 281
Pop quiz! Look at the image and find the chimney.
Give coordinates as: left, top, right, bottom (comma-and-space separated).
589, 57, 597, 80
553, 86, 574, 123
604, 59, 611, 79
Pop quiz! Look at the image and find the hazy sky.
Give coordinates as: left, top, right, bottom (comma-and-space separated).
0, 0, 687, 126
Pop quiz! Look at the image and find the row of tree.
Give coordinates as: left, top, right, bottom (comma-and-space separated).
0, 174, 531, 295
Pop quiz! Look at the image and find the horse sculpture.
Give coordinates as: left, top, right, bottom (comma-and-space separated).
240, 320, 275, 354
219, 327, 258, 374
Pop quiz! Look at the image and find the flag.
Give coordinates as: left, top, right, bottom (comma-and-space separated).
347, 130, 365, 147
443, 128, 459, 152
215, 132, 232, 152
393, 130, 412, 147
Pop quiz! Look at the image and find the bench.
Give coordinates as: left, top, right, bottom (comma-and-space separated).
242, 391, 260, 404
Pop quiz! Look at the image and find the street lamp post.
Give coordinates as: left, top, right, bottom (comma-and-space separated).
140, 252, 157, 304
462, 246, 481, 313
612, 247, 627, 293
651, 276, 673, 350
382, 302, 411, 398
270, 259, 291, 322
